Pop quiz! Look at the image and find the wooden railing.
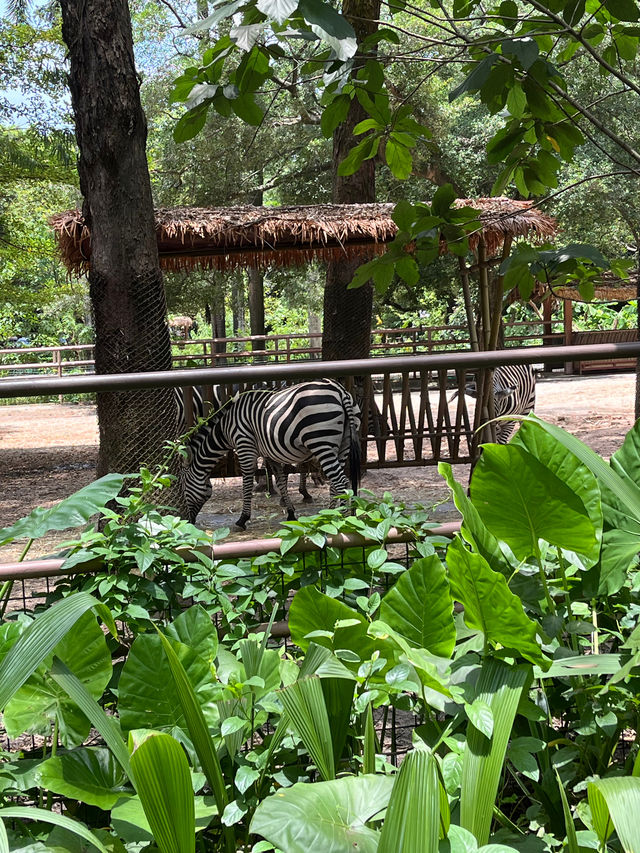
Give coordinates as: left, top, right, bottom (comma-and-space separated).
0, 321, 567, 378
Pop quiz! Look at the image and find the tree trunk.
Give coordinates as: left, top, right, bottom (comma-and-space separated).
59, 0, 185, 512
322, 0, 380, 362
232, 274, 246, 335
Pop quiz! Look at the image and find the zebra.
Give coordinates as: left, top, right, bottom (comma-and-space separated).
462, 364, 536, 443
175, 385, 319, 502
182, 378, 361, 528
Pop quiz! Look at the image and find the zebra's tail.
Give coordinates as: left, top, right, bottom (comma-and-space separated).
343, 391, 361, 495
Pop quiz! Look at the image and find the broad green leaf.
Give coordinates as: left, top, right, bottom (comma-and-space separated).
378, 750, 441, 853
0, 592, 111, 711
3, 610, 112, 747
460, 658, 530, 845
111, 794, 218, 843
166, 605, 218, 666
470, 443, 597, 561
130, 733, 195, 853
446, 538, 546, 666
588, 776, 640, 851
380, 555, 455, 657
511, 419, 603, 566
155, 628, 231, 849
439, 462, 512, 576
37, 747, 131, 810
298, 0, 355, 38
279, 676, 335, 780
49, 657, 131, 778
289, 586, 375, 662
363, 702, 376, 775
174, 104, 209, 143
0, 474, 124, 544
465, 699, 493, 739
0, 807, 109, 853
321, 93, 351, 137
118, 632, 219, 736
250, 774, 394, 853
385, 138, 412, 179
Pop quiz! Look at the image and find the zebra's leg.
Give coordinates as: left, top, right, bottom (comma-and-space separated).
236, 444, 259, 529
273, 464, 296, 520
299, 471, 313, 503
310, 448, 351, 508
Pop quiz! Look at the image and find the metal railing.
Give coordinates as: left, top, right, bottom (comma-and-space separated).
0, 321, 570, 377
2, 341, 639, 474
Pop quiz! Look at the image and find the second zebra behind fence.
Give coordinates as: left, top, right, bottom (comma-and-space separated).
181, 378, 361, 528
462, 363, 536, 443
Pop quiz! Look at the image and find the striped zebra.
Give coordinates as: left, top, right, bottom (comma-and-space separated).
175, 385, 318, 502
183, 378, 361, 528
464, 364, 536, 443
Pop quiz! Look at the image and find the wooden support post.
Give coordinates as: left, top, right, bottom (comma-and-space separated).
564, 298, 574, 374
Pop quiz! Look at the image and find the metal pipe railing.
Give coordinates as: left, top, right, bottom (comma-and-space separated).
1, 341, 639, 398
0, 522, 461, 579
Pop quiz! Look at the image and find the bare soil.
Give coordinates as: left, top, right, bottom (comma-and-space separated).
0, 373, 635, 562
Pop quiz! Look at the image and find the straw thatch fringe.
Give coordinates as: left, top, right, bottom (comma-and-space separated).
50, 198, 557, 276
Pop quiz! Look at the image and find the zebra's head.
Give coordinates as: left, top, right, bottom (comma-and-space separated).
181, 419, 229, 522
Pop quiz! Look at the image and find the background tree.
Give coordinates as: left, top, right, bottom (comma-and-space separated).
58, 0, 184, 508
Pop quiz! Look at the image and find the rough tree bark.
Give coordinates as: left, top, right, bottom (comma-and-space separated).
248, 183, 266, 355
322, 0, 380, 361
59, 0, 185, 511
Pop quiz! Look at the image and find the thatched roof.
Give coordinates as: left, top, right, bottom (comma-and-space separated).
50, 198, 557, 275
554, 271, 638, 302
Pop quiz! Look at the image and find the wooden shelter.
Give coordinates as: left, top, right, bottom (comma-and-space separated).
51, 198, 557, 276
541, 272, 639, 374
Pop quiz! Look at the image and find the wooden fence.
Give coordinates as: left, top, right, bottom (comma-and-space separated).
0, 321, 566, 378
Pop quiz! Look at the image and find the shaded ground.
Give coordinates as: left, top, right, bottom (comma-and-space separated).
0, 372, 635, 562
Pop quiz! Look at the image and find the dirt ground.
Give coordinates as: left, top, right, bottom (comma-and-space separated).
0, 372, 636, 563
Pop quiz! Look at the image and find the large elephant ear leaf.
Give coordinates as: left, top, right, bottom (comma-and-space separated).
511, 419, 603, 566
470, 443, 598, 563
438, 462, 514, 576
446, 538, 546, 668
380, 555, 455, 658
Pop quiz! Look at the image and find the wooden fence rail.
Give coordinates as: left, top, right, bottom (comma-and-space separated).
0, 321, 567, 378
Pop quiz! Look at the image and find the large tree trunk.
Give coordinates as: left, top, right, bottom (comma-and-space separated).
59, 0, 185, 511
248, 268, 266, 356
322, 0, 380, 361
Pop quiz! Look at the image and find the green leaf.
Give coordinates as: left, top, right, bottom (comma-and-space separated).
0, 807, 109, 853
231, 94, 263, 125
166, 605, 218, 666
38, 747, 131, 810
250, 774, 394, 852
279, 677, 335, 780
392, 199, 415, 232
256, 0, 298, 24
605, 0, 640, 20
511, 419, 603, 566
155, 628, 231, 849
173, 104, 209, 142
338, 135, 379, 177
298, 0, 355, 38
380, 555, 455, 657
465, 699, 494, 739
118, 633, 219, 736
432, 183, 457, 216
378, 750, 440, 853
112, 794, 217, 843
588, 776, 640, 851
395, 256, 419, 286
0, 593, 110, 711
470, 443, 598, 561
321, 94, 351, 137
3, 610, 112, 747
289, 586, 375, 661
450, 56, 499, 101
385, 138, 412, 179
460, 658, 530, 845
501, 37, 539, 69
439, 463, 512, 576
534, 653, 622, 678
556, 769, 580, 853
446, 538, 545, 666
49, 657, 132, 778
0, 474, 124, 544
130, 733, 195, 853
